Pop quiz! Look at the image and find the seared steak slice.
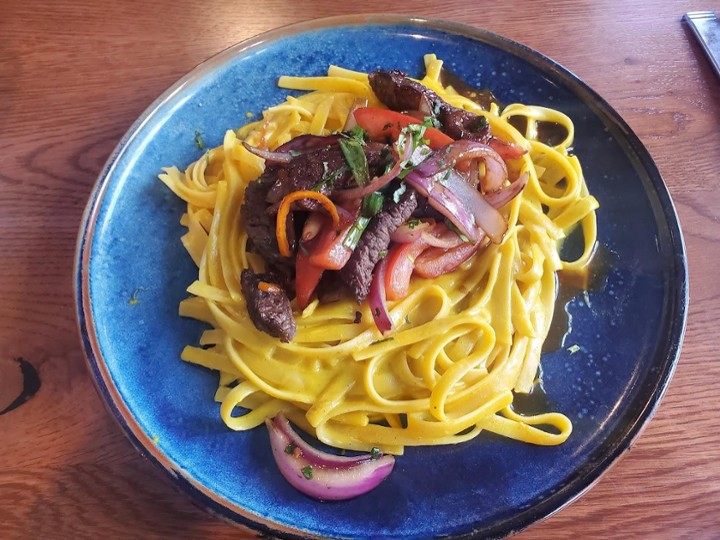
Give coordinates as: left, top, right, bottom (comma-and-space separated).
242, 173, 287, 268
339, 189, 418, 302
266, 142, 392, 209
240, 269, 296, 342
368, 70, 491, 142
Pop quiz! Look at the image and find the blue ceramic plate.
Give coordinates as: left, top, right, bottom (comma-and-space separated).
75, 15, 688, 539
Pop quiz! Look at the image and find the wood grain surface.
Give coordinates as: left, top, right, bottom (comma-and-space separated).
2, 0, 719, 538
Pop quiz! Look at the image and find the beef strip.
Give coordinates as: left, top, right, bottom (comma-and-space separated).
368, 70, 491, 143
240, 269, 296, 342
241, 173, 289, 269
242, 139, 391, 274
266, 141, 391, 209
339, 189, 418, 302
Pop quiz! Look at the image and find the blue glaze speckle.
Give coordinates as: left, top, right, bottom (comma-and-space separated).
76, 16, 687, 540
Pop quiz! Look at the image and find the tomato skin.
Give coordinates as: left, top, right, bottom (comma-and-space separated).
413, 242, 480, 279
384, 240, 430, 300
307, 217, 354, 270
353, 108, 454, 150
295, 249, 324, 309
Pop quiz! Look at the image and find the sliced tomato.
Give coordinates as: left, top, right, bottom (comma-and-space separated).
413, 242, 481, 279
353, 108, 454, 150
307, 215, 354, 270
384, 240, 431, 301
295, 249, 324, 309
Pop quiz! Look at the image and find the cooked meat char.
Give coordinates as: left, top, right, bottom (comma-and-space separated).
243, 140, 391, 268
340, 189, 418, 302
368, 70, 491, 142
240, 269, 296, 342
242, 174, 287, 269
266, 141, 391, 209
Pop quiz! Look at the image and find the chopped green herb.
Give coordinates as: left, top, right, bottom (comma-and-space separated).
152, 435, 160, 443
567, 344, 581, 355
370, 447, 381, 460
284, 442, 297, 454
289, 150, 302, 158
361, 192, 384, 216
406, 219, 421, 230
422, 116, 442, 129
347, 125, 368, 144
378, 249, 388, 259
343, 216, 370, 250
301, 465, 313, 480
391, 182, 407, 203
194, 129, 206, 150
404, 314, 411, 325
128, 287, 146, 306
205, 151, 211, 168
339, 138, 370, 186
371, 337, 394, 345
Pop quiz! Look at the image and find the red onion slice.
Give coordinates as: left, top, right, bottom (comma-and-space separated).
242, 141, 294, 163
414, 140, 508, 194
266, 414, 395, 501
488, 137, 528, 160
369, 256, 393, 334
414, 240, 483, 278
442, 170, 507, 243
390, 220, 432, 243
484, 172, 529, 209
404, 171, 480, 243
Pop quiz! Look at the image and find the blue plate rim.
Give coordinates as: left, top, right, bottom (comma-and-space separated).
74, 13, 689, 539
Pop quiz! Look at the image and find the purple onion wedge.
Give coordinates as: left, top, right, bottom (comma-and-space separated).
404, 170, 481, 243
266, 414, 395, 501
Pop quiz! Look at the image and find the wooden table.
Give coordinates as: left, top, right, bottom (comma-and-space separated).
2, 1, 719, 538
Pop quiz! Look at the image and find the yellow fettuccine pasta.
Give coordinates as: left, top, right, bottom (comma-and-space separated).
159, 54, 598, 455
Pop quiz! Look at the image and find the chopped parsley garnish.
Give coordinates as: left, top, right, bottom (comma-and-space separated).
370, 337, 394, 345
406, 219, 421, 229
301, 465, 313, 480
347, 125, 368, 143
361, 192, 384, 216
128, 287, 146, 306
343, 192, 384, 250
370, 447, 381, 460
422, 115, 442, 129
339, 137, 370, 186
378, 249, 388, 259
343, 216, 371, 250
194, 129, 206, 150
391, 182, 407, 203
567, 344, 581, 355
284, 442, 297, 454
404, 315, 411, 325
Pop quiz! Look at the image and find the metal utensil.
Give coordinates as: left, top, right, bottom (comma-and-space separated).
683, 11, 720, 77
